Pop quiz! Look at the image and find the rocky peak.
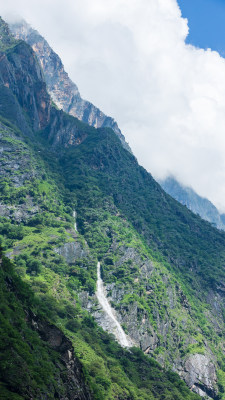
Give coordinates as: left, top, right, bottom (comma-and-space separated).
10, 19, 131, 152
0, 21, 51, 132
10, 20, 80, 100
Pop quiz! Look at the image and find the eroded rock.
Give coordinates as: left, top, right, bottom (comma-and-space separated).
182, 354, 217, 398
55, 241, 88, 264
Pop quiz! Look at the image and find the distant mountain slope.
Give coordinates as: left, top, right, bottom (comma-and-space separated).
9, 20, 131, 152
160, 176, 225, 230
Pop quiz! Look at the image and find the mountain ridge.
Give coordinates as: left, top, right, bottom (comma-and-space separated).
12, 18, 225, 237
159, 176, 225, 231
9, 19, 131, 153
0, 16, 225, 399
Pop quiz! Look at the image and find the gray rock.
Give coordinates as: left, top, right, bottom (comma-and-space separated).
55, 242, 88, 264
10, 20, 131, 153
182, 354, 217, 398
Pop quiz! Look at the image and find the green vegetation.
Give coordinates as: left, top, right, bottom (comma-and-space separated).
0, 120, 220, 399
0, 249, 70, 399
62, 126, 225, 294
0, 16, 225, 399
0, 120, 204, 399
0, 247, 201, 400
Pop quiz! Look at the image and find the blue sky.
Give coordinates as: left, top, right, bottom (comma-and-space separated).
178, 0, 225, 56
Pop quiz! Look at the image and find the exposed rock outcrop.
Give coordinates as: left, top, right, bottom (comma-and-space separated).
79, 241, 219, 399
0, 24, 51, 132
55, 241, 88, 264
182, 354, 217, 399
10, 19, 131, 152
0, 22, 89, 150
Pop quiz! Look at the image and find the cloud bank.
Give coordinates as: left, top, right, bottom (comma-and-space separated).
2, 0, 225, 210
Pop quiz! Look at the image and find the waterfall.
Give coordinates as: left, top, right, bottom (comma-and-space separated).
96, 262, 132, 348
73, 210, 77, 232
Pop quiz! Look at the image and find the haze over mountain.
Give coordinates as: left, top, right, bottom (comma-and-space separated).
160, 176, 225, 231
3, 0, 225, 211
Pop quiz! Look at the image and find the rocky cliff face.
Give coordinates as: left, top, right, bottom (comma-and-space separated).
0, 25, 88, 150
159, 176, 225, 231
80, 238, 220, 399
0, 23, 51, 133
10, 20, 131, 152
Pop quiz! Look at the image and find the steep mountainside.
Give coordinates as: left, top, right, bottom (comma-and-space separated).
1, 16, 225, 399
160, 176, 225, 231
11, 21, 225, 234
0, 17, 203, 400
10, 19, 131, 152
0, 120, 199, 400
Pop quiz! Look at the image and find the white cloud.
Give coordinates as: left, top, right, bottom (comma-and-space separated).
2, 0, 225, 210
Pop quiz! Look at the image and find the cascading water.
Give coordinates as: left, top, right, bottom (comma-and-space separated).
96, 262, 132, 348
73, 210, 77, 232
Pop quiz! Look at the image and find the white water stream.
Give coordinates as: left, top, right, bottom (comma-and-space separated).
96, 262, 132, 348
73, 210, 77, 232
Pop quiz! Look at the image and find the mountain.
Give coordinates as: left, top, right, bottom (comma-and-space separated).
9, 19, 131, 153
0, 17, 203, 400
159, 176, 225, 230
11, 23, 225, 235
1, 16, 225, 399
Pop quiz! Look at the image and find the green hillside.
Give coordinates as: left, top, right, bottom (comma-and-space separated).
0, 15, 225, 399
0, 124, 200, 400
